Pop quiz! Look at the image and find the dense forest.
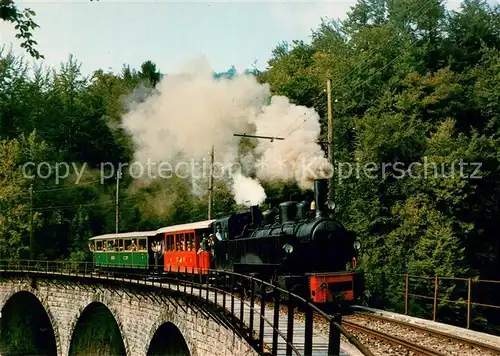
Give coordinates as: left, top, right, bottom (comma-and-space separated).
1, 0, 500, 332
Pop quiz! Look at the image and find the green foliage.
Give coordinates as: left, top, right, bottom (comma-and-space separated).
259, 0, 500, 330
0, 292, 57, 355
0, 138, 30, 259
139, 60, 161, 88
0, 50, 227, 261
68, 303, 126, 356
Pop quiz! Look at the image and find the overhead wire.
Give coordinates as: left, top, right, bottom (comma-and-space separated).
27, 185, 173, 212
22, 178, 103, 194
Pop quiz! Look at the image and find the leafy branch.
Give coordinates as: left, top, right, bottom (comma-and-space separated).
0, 0, 43, 59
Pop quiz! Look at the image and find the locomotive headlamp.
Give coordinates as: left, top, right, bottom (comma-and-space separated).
283, 243, 293, 254
353, 241, 361, 250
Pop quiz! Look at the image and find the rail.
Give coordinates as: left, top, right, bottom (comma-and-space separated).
342, 320, 443, 356
0, 260, 374, 356
352, 311, 500, 354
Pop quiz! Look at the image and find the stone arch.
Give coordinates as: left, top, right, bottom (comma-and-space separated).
67, 300, 128, 356
0, 290, 60, 356
147, 322, 190, 355
144, 310, 195, 356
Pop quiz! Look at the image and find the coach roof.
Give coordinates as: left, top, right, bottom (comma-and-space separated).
156, 219, 215, 234
89, 230, 157, 240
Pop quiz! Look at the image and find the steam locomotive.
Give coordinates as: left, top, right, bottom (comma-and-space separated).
89, 178, 363, 305
210, 178, 362, 304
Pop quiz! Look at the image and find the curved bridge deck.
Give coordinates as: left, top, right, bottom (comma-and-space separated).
0, 260, 373, 356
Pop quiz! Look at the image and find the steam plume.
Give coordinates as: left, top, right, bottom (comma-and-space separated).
231, 173, 267, 206
121, 56, 330, 206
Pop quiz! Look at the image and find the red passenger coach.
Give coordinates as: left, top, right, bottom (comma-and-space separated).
157, 219, 215, 274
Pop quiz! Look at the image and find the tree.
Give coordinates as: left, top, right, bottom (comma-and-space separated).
257, 0, 500, 331
0, 0, 43, 59
445, 0, 500, 72
139, 60, 161, 88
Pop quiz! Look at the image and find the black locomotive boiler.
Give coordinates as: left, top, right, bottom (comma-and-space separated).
211, 178, 363, 304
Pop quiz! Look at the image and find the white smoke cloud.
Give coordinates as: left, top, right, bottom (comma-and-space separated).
120, 56, 330, 205
231, 173, 267, 206
251, 95, 332, 190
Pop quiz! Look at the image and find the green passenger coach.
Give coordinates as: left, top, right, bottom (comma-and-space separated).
88, 230, 162, 270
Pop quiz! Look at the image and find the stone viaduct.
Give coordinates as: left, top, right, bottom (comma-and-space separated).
0, 272, 258, 356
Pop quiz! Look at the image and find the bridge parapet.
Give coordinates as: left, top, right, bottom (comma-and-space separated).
0, 260, 373, 356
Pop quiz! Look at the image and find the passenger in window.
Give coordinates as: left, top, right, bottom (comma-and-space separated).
215, 224, 223, 241
197, 237, 208, 255
208, 234, 216, 256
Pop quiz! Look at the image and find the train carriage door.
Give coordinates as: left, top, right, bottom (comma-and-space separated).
193, 232, 199, 252
137, 238, 147, 267
187, 232, 195, 272
95, 240, 103, 265
165, 233, 174, 271
175, 233, 184, 272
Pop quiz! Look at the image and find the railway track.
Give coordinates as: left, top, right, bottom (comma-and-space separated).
257, 299, 447, 355
344, 311, 500, 356
342, 319, 444, 356
219, 290, 500, 356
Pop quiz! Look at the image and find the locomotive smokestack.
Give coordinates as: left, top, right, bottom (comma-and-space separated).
314, 179, 328, 218
250, 205, 261, 226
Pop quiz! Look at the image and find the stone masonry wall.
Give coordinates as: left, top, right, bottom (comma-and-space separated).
0, 276, 258, 356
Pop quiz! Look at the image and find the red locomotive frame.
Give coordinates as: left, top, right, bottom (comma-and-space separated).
308, 257, 359, 303
308, 271, 357, 303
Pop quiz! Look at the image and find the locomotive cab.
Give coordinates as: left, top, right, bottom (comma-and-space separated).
211, 210, 257, 271
212, 211, 253, 241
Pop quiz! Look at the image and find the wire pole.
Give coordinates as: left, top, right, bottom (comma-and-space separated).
29, 183, 34, 260
327, 78, 334, 206
115, 167, 121, 233
208, 145, 214, 220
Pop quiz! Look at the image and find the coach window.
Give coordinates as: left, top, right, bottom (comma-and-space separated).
118, 239, 124, 251
186, 232, 194, 251
166, 234, 174, 251
176, 233, 185, 251
183, 234, 188, 251
182, 233, 187, 251
96, 241, 102, 251
124, 239, 132, 250
193, 234, 199, 251
138, 239, 146, 251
